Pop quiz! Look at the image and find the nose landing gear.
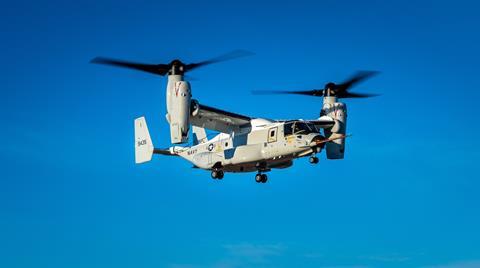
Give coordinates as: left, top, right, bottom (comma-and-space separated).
255, 173, 268, 183
309, 156, 319, 164
211, 169, 224, 180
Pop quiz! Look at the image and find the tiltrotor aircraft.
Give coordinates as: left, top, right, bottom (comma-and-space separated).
91, 51, 378, 183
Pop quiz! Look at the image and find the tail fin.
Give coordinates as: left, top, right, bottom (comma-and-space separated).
192, 126, 208, 145
134, 116, 154, 164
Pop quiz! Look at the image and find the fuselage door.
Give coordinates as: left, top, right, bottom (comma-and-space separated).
265, 127, 280, 159
268, 127, 278, 143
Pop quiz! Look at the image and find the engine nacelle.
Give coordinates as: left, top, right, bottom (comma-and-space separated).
322, 100, 347, 159
167, 80, 191, 144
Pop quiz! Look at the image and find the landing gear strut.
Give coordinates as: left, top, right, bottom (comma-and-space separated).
255, 173, 268, 183
211, 169, 224, 180
309, 156, 319, 164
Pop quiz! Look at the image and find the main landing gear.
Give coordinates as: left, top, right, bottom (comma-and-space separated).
309, 155, 319, 164
255, 173, 268, 183
211, 169, 224, 180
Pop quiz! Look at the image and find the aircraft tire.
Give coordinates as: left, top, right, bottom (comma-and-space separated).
255, 173, 263, 183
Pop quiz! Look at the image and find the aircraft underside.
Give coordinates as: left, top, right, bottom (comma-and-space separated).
221, 157, 294, 173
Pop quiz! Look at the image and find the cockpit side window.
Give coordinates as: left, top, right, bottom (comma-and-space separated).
308, 123, 319, 133
284, 123, 294, 136
293, 122, 312, 134
284, 121, 318, 136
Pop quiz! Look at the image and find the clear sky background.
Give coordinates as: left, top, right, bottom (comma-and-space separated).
1, 0, 480, 267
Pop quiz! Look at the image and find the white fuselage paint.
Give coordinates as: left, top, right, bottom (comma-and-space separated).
174, 121, 321, 172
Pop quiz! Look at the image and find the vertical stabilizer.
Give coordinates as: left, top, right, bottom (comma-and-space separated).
134, 117, 154, 164
192, 126, 208, 145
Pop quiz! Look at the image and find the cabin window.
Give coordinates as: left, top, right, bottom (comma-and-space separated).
268, 127, 278, 143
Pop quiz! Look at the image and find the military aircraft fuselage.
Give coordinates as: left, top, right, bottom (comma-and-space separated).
176, 119, 323, 172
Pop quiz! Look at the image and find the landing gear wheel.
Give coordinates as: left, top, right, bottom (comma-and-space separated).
211, 170, 224, 180
309, 156, 319, 164
255, 173, 263, 183
261, 174, 268, 183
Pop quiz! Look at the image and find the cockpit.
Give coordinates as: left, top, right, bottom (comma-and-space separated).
283, 121, 318, 136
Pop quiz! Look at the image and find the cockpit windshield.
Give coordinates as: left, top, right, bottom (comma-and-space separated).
284, 121, 318, 136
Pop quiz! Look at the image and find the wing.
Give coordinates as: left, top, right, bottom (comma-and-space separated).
190, 103, 252, 133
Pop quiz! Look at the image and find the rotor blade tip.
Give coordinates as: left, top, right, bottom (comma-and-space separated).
90, 57, 100, 63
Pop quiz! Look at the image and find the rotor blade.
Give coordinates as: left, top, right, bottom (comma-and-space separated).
251, 89, 324, 97
185, 49, 254, 71
313, 134, 348, 146
338, 92, 380, 98
336, 71, 379, 91
90, 57, 170, 76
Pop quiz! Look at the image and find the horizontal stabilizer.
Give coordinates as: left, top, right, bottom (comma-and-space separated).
153, 148, 178, 156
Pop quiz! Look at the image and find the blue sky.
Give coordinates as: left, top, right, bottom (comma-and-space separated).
1, 0, 480, 267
